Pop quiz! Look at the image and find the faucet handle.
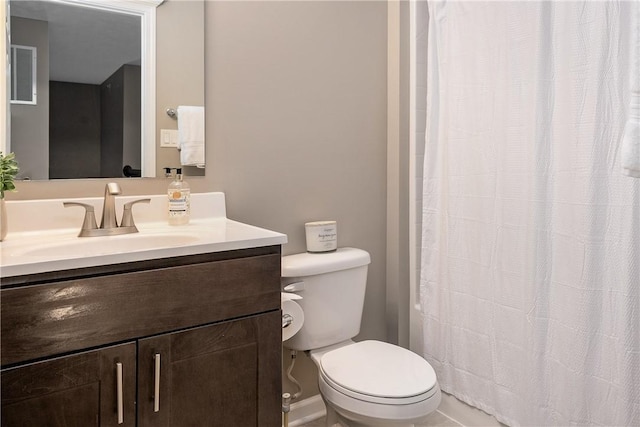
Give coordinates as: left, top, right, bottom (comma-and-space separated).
63, 202, 98, 236
120, 198, 151, 229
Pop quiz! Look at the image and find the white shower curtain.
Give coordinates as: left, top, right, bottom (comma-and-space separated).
420, 2, 640, 426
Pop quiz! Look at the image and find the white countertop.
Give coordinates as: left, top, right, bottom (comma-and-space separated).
0, 192, 287, 278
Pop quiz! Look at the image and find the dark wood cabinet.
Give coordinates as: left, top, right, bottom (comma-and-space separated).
137, 312, 281, 427
1, 343, 136, 427
1, 246, 282, 427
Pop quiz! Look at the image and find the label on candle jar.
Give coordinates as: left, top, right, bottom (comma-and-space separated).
305, 221, 338, 253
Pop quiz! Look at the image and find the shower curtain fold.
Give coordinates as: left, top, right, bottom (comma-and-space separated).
620, 1, 640, 177
420, 2, 640, 426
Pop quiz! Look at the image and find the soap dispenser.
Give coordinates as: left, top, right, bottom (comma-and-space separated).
167, 168, 190, 225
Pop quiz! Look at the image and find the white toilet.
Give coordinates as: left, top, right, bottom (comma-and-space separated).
282, 247, 441, 427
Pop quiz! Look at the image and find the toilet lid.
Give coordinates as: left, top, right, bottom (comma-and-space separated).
319, 340, 437, 399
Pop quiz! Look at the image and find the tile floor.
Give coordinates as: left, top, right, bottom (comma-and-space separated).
298, 410, 462, 427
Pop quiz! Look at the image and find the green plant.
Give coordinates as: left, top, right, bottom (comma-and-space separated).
0, 152, 19, 199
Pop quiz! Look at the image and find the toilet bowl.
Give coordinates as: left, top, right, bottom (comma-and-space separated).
281, 248, 441, 427
310, 340, 441, 427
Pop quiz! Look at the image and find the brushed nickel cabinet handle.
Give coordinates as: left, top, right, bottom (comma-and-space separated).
154, 353, 161, 412
116, 362, 124, 424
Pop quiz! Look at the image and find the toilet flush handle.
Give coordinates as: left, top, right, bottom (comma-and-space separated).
283, 281, 305, 293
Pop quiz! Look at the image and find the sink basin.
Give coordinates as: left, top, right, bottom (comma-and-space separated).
12, 233, 202, 258
0, 192, 288, 278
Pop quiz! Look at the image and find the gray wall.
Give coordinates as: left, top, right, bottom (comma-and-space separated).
10, 16, 49, 180
207, 1, 389, 399
6, 0, 393, 404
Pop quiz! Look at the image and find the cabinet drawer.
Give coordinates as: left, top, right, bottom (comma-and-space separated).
1, 253, 281, 366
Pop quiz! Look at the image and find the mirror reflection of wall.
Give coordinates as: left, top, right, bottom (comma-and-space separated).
10, 1, 141, 180
8, 0, 205, 181
155, 0, 205, 179
10, 14, 49, 180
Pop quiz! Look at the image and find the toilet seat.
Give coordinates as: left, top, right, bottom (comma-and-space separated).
318, 340, 438, 405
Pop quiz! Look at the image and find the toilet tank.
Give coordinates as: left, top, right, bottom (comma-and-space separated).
281, 247, 371, 351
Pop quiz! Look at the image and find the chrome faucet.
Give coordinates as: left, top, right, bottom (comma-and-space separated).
64, 183, 150, 237
100, 182, 121, 230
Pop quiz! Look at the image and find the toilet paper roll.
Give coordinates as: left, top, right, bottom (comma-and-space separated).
281, 298, 305, 342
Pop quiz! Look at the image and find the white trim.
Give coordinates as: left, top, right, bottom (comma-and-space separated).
386, 0, 401, 346
46, 0, 162, 15
284, 395, 326, 427
408, 0, 423, 355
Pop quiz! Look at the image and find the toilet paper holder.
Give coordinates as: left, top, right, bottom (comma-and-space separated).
282, 313, 295, 328
281, 291, 304, 341
282, 292, 302, 329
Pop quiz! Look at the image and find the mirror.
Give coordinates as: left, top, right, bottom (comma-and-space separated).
7, 0, 205, 180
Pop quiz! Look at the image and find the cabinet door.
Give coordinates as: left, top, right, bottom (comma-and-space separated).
138, 311, 281, 427
1, 342, 136, 427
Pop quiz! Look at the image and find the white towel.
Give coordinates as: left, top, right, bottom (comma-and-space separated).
177, 106, 205, 168
621, 3, 640, 178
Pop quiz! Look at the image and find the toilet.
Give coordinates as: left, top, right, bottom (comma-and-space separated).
282, 247, 441, 427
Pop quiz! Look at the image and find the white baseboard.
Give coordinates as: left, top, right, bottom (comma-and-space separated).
280, 391, 503, 427
284, 394, 326, 427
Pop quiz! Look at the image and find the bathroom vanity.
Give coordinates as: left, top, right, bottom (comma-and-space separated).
0, 193, 287, 426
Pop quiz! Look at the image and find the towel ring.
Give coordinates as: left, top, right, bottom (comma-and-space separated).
166, 108, 177, 119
